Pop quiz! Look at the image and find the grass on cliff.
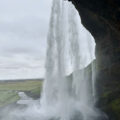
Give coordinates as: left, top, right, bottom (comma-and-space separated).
0, 80, 43, 107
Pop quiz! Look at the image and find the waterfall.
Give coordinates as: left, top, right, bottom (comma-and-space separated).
40, 0, 102, 120
3, 0, 108, 120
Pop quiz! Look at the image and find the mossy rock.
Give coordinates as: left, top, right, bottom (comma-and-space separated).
109, 98, 120, 119
25, 87, 42, 99
100, 89, 120, 120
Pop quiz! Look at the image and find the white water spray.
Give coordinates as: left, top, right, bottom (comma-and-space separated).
40, 0, 101, 120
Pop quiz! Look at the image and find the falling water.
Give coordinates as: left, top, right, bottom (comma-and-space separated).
40, 0, 102, 120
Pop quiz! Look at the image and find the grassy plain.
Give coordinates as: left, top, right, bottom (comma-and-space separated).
0, 80, 43, 107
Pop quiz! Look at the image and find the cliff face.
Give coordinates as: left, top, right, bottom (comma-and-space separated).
68, 0, 120, 120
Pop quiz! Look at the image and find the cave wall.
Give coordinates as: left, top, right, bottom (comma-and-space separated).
68, 0, 120, 120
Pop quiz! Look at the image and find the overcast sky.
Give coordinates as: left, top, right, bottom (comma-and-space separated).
0, 0, 52, 80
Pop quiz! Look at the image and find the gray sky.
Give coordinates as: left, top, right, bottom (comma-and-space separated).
0, 0, 52, 80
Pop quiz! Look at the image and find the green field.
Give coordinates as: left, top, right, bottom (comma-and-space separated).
0, 80, 43, 107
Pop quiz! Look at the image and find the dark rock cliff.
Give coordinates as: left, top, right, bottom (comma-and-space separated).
68, 0, 120, 120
